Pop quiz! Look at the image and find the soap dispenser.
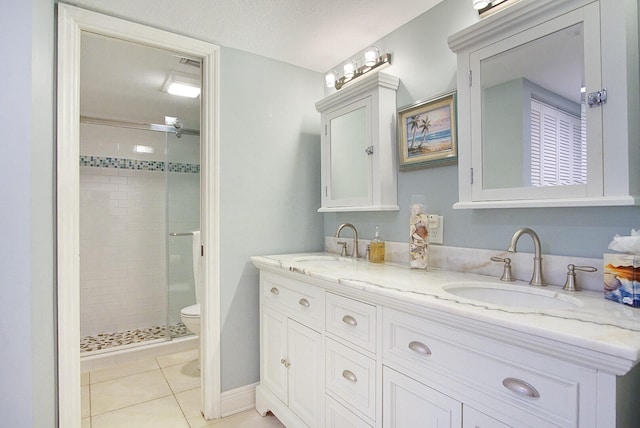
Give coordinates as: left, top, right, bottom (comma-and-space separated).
370, 226, 385, 263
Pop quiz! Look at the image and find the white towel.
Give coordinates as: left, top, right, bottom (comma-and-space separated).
192, 230, 202, 303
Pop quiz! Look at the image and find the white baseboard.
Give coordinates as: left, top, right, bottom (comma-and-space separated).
220, 382, 259, 417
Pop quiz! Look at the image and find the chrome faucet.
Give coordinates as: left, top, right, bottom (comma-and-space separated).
335, 223, 360, 258
507, 228, 545, 286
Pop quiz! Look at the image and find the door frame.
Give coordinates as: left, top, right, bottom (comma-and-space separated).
56, 4, 221, 426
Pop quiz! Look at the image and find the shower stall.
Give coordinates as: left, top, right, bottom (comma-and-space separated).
78, 118, 200, 355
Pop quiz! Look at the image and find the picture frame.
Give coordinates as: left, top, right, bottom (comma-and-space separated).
397, 91, 457, 170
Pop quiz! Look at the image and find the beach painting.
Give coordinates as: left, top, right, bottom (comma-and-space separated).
398, 91, 457, 169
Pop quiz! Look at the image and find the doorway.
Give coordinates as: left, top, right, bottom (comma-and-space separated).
57, 5, 220, 427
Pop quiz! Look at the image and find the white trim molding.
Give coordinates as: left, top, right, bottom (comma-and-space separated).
220, 382, 260, 418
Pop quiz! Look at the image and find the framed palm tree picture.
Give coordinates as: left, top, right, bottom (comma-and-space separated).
397, 91, 457, 170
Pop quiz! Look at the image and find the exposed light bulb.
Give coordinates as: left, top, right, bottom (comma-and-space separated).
364, 46, 379, 67
325, 71, 338, 88
343, 60, 357, 80
473, 0, 490, 9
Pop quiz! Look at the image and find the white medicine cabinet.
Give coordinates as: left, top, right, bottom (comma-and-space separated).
448, 0, 640, 208
315, 72, 400, 212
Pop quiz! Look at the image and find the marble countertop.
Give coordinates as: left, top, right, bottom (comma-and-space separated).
251, 252, 640, 375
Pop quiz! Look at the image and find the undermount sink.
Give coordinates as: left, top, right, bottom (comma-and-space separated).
442, 282, 581, 310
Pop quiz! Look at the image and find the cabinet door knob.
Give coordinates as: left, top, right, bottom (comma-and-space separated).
502, 377, 540, 399
342, 315, 358, 327
342, 369, 357, 383
270, 287, 279, 295
408, 340, 432, 356
299, 298, 310, 307
280, 358, 290, 368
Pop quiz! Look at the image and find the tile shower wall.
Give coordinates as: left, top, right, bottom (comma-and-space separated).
79, 123, 200, 338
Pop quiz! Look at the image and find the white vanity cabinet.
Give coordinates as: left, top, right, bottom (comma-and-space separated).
254, 260, 640, 428
315, 71, 400, 212
257, 272, 325, 428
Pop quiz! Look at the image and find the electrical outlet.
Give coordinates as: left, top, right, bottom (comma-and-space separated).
428, 215, 444, 244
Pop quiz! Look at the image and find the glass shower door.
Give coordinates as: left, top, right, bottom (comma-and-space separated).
166, 128, 201, 338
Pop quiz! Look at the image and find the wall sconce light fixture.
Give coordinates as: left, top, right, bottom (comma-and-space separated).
474, 0, 512, 15
325, 47, 391, 90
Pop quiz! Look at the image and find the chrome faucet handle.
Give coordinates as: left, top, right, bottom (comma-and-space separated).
491, 256, 515, 282
563, 264, 598, 291
337, 241, 349, 257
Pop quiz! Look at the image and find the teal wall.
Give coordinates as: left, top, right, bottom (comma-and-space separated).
218, 47, 323, 391
323, 0, 640, 259
1, 0, 56, 425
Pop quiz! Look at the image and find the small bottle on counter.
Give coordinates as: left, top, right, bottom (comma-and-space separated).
370, 225, 385, 263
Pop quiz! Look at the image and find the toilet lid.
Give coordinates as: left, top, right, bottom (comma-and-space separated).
181, 303, 200, 317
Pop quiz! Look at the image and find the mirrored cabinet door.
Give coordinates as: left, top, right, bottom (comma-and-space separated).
470, 4, 601, 203
449, 0, 639, 208
316, 71, 400, 212
325, 98, 372, 208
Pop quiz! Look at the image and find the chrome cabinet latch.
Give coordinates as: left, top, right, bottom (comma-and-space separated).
587, 88, 607, 107
365, 145, 374, 155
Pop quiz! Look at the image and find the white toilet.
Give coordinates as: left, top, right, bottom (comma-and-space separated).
180, 231, 202, 337
180, 303, 200, 336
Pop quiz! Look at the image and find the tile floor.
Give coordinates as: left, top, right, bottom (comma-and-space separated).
82, 348, 284, 428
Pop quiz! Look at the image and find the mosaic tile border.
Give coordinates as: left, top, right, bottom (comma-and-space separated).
80, 322, 191, 353
79, 155, 200, 173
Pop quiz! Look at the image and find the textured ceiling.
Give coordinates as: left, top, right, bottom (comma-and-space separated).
69, 0, 445, 72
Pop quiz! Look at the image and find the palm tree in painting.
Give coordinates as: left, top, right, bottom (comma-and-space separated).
416, 115, 431, 149
408, 115, 420, 149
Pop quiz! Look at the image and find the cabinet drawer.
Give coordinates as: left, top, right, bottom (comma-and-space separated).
325, 338, 376, 422
261, 272, 324, 330
326, 292, 376, 353
383, 308, 594, 427
325, 395, 373, 428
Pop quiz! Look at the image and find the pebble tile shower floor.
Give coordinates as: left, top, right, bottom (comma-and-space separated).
81, 323, 190, 353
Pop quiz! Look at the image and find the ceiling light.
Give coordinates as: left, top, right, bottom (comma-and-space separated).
473, 0, 490, 9
163, 74, 201, 98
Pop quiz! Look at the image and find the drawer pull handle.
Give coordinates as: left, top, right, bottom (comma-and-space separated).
299, 298, 310, 307
502, 377, 540, 399
408, 341, 432, 356
342, 315, 358, 327
270, 287, 279, 295
342, 369, 357, 383
280, 358, 290, 368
